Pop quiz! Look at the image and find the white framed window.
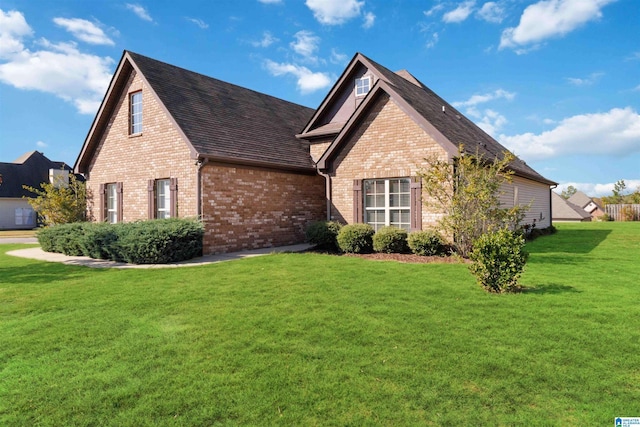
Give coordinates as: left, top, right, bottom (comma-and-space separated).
15, 207, 35, 226
355, 76, 371, 97
364, 178, 411, 231
156, 179, 171, 219
130, 91, 142, 134
106, 183, 118, 223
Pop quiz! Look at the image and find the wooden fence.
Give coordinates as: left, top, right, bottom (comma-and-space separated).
605, 204, 640, 221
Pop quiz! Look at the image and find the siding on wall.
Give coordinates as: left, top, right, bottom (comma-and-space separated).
201, 163, 326, 254
0, 199, 35, 230
85, 71, 198, 222
328, 94, 449, 228
499, 175, 552, 228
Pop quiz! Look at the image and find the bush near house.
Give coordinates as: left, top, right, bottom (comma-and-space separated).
305, 221, 342, 251
337, 224, 375, 254
372, 226, 409, 253
407, 230, 446, 256
37, 218, 204, 264
469, 228, 528, 293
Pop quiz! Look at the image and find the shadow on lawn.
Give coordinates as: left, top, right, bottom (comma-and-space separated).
523, 283, 582, 294
529, 229, 611, 254
0, 262, 101, 285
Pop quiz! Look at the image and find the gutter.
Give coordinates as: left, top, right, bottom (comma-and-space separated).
196, 157, 209, 221
319, 170, 332, 221
550, 183, 558, 227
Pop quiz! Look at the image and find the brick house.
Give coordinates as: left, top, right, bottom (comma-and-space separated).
74, 51, 556, 254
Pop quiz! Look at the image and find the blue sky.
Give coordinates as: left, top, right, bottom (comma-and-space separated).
0, 0, 638, 196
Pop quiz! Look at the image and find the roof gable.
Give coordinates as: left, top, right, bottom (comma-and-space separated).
304, 53, 556, 185
0, 151, 71, 198
76, 51, 316, 174
552, 192, 591, 220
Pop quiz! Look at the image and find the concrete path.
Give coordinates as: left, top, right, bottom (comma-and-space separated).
6, 243, 313, 269
0, 237, 38, 244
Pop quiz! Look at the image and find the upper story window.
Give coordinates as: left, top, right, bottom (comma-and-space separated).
355, 76, 371, 97
130, 91, 142, 134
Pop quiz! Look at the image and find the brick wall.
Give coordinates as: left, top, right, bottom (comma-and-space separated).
85, 71, 198, 222
328, 94, 449, 227
201, 163, 326, 254
309, 137, 333, 163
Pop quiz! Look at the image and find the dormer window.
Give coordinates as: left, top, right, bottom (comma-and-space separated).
355, 76, 371, 97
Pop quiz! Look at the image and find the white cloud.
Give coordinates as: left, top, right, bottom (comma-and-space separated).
556, 180, 640, 197
426, 32, 439, 49
424, 4, 445, 17
53, 17, 114, 45
290, 30, 320, 61
499, 107, 640, 161
452, 88, 516, 108
330, 48, 348, 64
252, 31, 278, 48
186, 17, 208, 29
0, 12, 114, 115
500, 0, 616, 51
566, 72, 603, 86
264, 59, 332, 94
305, 0, 364, 25
125, 4, 153, 22
477, 109, 508, 136
363, 11, 375, 28
36, 140, 47, 148
443, 1, 476, 23
625, 51, 640, 61
0, 9, 33, 58
477, 2, 505, 23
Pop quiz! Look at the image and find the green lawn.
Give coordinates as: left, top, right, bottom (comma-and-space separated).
1, 222, 639, 425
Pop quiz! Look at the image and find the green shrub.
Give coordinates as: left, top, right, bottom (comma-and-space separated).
373, 226, 408, 253
337, 224, 375, 254
407, 230, 445, 256
305, 221, 342, 251
37, 218, 204, 264
469, 229, 528, 293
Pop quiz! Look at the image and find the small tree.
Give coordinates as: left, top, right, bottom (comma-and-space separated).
23, 173, 87, 226
418, 147, 528, 257
560, 185, 577, 200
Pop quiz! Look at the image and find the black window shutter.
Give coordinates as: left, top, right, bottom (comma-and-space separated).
353, 179, 362, 223
116, 182, 123, 223
99, 184, 106, 222
147, 179, 155, 219
410, 177, 422, 231
169, 178, 178, 218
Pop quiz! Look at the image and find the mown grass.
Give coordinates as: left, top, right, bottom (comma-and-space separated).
1, 222, 639, 425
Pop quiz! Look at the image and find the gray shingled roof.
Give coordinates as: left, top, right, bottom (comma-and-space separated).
127, 52, 316, 170
567, 191, 596, 209
552, 191, 591, 221
0, 151, 70, 198
359, 54, 555, 185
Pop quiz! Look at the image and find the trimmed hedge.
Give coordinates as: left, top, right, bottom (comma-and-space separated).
37, 218, 204, 264
305, 221, 342, 251
337, 224, 375, 254
373, 226, 408, 253
407, 230, 446, 256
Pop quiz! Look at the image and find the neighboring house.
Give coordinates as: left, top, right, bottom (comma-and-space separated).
551, 191, 591, 222
568, 191, 606, 220
0, 151, 71, 230
75, 51, 557, 255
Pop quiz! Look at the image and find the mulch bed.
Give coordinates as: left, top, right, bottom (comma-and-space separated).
307, 249, 468, 264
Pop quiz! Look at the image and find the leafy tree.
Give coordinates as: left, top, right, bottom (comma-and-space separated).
418, 147, 529, 257
561, 185, 577, 200
23, 173, 87, 226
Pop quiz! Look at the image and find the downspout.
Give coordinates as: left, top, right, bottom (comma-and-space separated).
196, 157, 209, 221
550, 184, 557, 227
319, 170, 332, 221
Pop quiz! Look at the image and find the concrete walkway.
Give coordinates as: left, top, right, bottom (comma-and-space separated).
6, 243, 313, 269
0, 237, 38, 244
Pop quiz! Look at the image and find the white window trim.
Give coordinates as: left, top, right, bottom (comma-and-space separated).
106, 183, 118, 224
130, 91, 142, 135
355, 76, 371, 98
364, 178, 411, 231
156, 179, 171, 219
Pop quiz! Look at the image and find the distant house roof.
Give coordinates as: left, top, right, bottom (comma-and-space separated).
552, 192, 591, 221
302, 53, 556, 186
0, 151, 70, 199
76, 51, 316, 173
568, 191, 601, 211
